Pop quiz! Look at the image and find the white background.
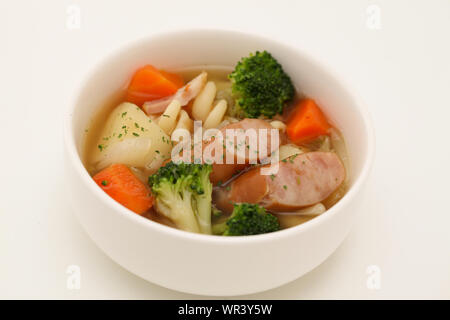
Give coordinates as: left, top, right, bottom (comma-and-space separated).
1, 0, 449, 299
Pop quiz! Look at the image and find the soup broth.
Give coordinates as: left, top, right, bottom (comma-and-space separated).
83, 56, 349, 235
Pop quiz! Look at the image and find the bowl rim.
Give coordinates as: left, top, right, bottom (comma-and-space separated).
63, 28, 375, 245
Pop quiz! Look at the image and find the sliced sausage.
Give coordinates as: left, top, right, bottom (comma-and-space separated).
223, 151, 346, 211
209, 162, 247, 186
208, 118, 279, 185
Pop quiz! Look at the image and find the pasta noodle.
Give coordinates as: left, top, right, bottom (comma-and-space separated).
203, 99, 227, 129
175, 110, 194, 133
158, 99, 181, 135
192, 81, 216, 121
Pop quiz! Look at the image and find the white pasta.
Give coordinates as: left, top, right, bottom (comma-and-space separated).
175, 110, 194, 133
203, 99, 228, 129
158, 99, 181, 135
192, 81, 216, 121
270, 120, 287, 132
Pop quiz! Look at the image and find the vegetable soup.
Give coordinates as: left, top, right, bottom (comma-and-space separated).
83, 51, 349, 236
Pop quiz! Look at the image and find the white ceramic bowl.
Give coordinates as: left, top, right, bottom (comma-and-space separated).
64, 29, 375, 296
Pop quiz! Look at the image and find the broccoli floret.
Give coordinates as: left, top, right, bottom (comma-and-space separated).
228, 51, 295, 118
212, 203, 280, 236
148, 161, 213, 234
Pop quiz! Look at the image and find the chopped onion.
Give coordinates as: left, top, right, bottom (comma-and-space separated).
278, 144, 304, 160
274, 203, 326, 216
142, 72, 207, 115
329, 128, 350, 183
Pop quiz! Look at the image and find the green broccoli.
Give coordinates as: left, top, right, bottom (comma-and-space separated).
228, 51, 295, 118
212, 203, 280, 236
148, 161, 213, 234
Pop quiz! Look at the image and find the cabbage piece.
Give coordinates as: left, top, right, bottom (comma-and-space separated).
215, 80, 235, 112
278, 144, 304, 160
329, 128, 350, 182
302, 135, 330, 152
322, 128, 350, 208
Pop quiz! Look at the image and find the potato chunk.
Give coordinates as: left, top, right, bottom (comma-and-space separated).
92, 102, 172, 172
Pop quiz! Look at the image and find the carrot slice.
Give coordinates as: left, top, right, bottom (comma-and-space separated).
93, 164, 153, 215
286, 99, 331, 144
160, 70, 184, 88
126, 65, 184, 107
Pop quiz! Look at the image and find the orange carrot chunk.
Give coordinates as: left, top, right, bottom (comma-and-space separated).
286, 98, 331, 144
160, 70, 184, 88
126, 65, 184, 107
93, 164, 153, 215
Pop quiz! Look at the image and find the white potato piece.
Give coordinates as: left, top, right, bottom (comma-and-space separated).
192, 81, 216, 121
175, 110, 193, 133
92, 102, 172, 171
158, 100, 181, 135
203, 99, 227, 129
278, 144, 304, 160
270, 120, 287, 132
